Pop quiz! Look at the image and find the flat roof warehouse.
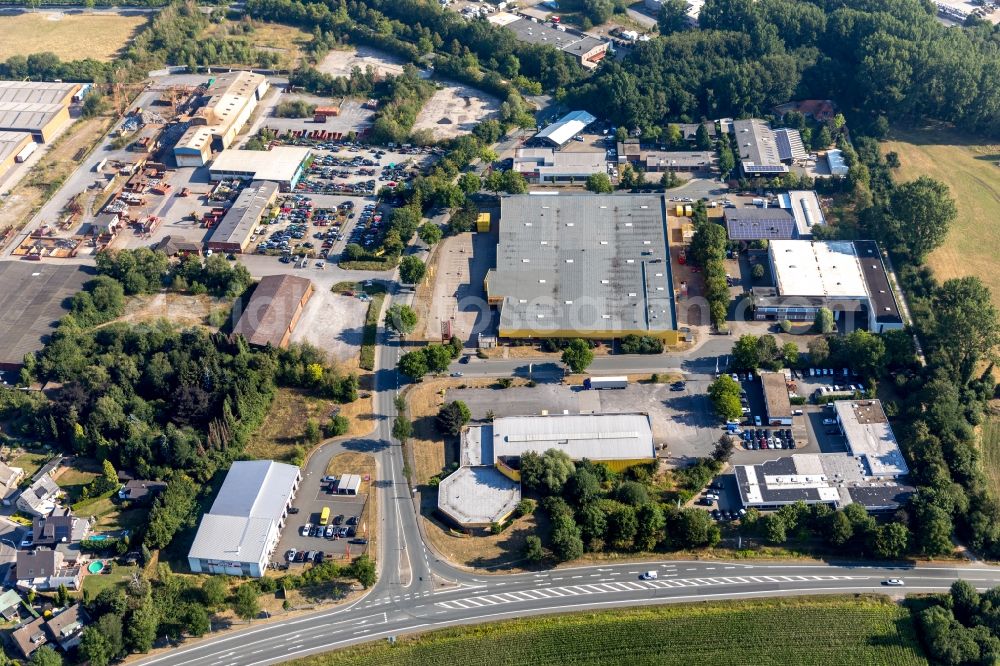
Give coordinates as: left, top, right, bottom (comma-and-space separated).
485, 194, 677, 340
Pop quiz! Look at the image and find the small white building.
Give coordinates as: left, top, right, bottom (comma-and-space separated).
15, 473, 59, 518
187, 460, 300, 578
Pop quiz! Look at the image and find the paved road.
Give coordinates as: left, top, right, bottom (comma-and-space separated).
137, 555, 1000, 666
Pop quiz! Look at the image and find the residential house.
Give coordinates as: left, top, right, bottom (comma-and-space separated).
11, 616, 48, 659
0, 461, 24, 503
45, 603, 90, 652
0, 588, 25, 622
16, 473, 60, 517
32, 508, 89, 556
118, 479, 167, 505
15, 549, 82, 592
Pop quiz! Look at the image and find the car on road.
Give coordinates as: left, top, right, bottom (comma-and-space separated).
640, 571, 658, 580
669, 382, 685, 391
450, 372, 464, 377
883, 579, 905, 586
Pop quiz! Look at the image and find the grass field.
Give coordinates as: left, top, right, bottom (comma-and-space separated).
981, 409, 1000, 491
204, 19, 311, 70
0, 12, 148, 61
290, 595, 926, 666
884, 127, 1000, 307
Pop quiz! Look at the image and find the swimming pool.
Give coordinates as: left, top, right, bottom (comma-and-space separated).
87, 561, 104, 574
88, 535, 109, 541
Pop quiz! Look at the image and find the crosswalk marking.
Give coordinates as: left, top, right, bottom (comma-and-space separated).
434, 574, 865, 610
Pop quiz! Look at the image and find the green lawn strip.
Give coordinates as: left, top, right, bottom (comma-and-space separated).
981, 414, 1000, 491
360, 293, 386, 371
290, 595, 926, 666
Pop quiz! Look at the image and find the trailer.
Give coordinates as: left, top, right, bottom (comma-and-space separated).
584, 376, 628, 390
14, 142, 37, 163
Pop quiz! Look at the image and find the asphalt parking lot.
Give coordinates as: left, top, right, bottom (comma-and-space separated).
275, 489, 369, 569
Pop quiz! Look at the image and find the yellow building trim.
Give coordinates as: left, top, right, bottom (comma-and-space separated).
477, 212, 491, 232
499, 328, 680, 344
495, 458, 520, 482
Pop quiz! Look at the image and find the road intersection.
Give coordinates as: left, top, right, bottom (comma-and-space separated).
135, 285, 1000, 666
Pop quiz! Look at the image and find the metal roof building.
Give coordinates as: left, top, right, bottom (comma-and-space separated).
497, 18, 608, 69
513, 147, 606, 184
174, 71, 269, 167
489, 413, 656, 465
833, 400, 908, 478
774, 128, 807, 162
778, 190, 826, 237
535, 110, 597, 147
826, 149, 849, 176
208, 146, 310, 190
485, 194, 677, 341
232, 274, 314, 348
0, 81, 79, 142
188, 460, 300, 578
207, 180, 279, 253
731, 119, 789, 176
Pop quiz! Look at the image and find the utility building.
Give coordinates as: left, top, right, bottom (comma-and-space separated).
208, 146, 310, 190
174, 72, 269, 167
207, 180, 278, 254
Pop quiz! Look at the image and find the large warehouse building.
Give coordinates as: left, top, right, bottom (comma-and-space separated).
188, 460, 300, 578
490, 15, 608, 69
0, 130, 34, 180
208, 146, 310, 190
534, 110, 597, 148
439, 412, 656, 528
735, 399, 911, 511
207, 180, 278, 254
752, 239, 904, 333
485, 194, 678, 343
0, 263, 93, 371
0, 81, 80, 142
173, 71, 269, 167
232, 274, 314, 348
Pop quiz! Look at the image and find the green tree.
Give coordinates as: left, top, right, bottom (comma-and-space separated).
812, 125, 832, 150
126, 596, 158, 653
399, 256, 427, 284
658, 0, 690, 33
56, 583, 69, 607
31, 647, 63, 666
607, 505, 638, 550
889, 176, 957, 261
550, 520, 584, 561
676, 508, 721, 548
565, 468, 602, 505
808, 337, 830, 366
524, 535, 544, 562
718, 144, 736, 179
930, 277, 1000, 385
326, 414, 350, 437
760, 513, 787, 544
80, 624, 115, 666
695, 122, 713, 150
398, 350, 429, 379
751, 263, 765, 280
814, 307, 835, 334
384, 304, 418, 336
391, 415, 411, 442
201, 575, 227, 609
458, 172, 481, 195
232, 582, 261, 622
349, 555, 377, 588
561, 338, 594, 373
826, 511, 854, 547
708, 375, 742, 421
423, 344, 453, 373
873, 522, 909, 559
418, 223, 443, 246
436, 400, 471, 435
144, 476, 197, 550
182, 603, 211, 637
731, 334, 760, 371
782, 342, 799, 366
616, 481, 650, 506
635, 503, 666, 551
304, 419, 322, 445
585, 172, 614, 193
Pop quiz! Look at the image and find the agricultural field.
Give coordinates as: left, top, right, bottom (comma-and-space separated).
0, 12, 148, 61
291, 596, 926, 666
883, 127, 1000, 307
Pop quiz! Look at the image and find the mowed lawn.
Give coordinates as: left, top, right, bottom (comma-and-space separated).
0, 13, 148, 62
981, 410, 1000, 491
884, 127, 1000, 307
291, 596, 927, 666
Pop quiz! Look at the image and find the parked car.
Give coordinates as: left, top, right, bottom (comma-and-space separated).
285, 548, 297, 561
325, 524, 335, 538
287, 507, 300, 514
822, 418, 837, 425
300, 524, 312, 537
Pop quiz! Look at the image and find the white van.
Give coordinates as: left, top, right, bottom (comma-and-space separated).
640, 571, 658, 580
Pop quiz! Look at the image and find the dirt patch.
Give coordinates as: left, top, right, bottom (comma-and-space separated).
318, 45, 406, 79
245, 389, 373, 463
0, 12, 148, 62
421, 510, 544, 571
412, 82, 500, 140
113, 292, 231, 329
325, 452, 377, 558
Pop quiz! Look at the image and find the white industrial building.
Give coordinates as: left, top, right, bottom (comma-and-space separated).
208, 146, 311, 190
534, 110, 597, 148
188, 460, 300, 578
513, 147, 606, 184
753, 239, 904, 333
